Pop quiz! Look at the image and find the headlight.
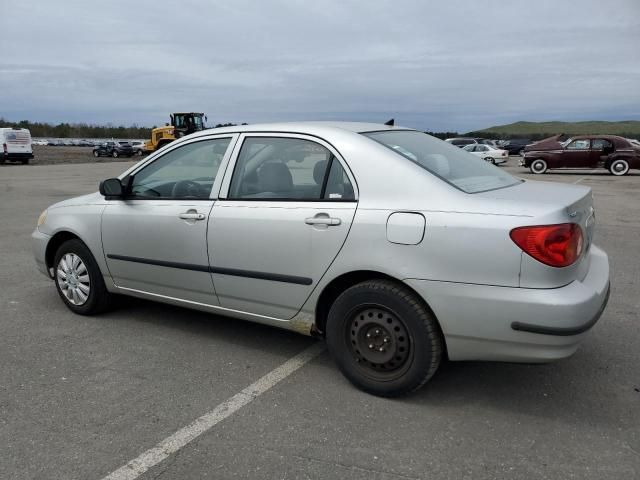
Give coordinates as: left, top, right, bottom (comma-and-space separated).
37, 209, 47, 228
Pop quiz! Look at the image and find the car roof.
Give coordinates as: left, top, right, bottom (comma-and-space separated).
188, 121, 413, 139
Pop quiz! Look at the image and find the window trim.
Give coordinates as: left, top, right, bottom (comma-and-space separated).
217, 133, 358, 203
119, 134, 238, 201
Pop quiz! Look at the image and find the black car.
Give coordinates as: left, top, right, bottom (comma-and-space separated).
502, 139, 532, 155
93, 141, 134, 158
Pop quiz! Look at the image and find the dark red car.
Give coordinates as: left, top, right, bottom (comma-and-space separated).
521, 134, 640, 176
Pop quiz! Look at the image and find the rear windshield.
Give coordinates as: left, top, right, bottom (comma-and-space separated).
363, 130, 521, 194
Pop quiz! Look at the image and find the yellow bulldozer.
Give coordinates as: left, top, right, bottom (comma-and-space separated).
144, 112, 207, 153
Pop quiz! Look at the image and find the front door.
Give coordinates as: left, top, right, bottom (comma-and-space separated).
208, 134, 358, 319
102, 136, 235, 304
562, 138, 592, 168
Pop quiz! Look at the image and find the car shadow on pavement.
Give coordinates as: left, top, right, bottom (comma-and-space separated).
103, 295, 316, 355
398, 355, 622, 426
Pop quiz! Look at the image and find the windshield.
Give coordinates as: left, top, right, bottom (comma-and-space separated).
363, 130, 521, 194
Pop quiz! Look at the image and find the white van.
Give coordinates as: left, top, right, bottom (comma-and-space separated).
1, 127, 34, 164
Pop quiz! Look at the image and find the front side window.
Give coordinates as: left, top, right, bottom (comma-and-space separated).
364, 130, 520, 194
228, 137, 354, 200
130, 138, 231, 199
566, 139, 590, 150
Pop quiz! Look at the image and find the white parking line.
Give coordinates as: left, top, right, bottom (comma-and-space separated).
100, 342, 325, 480
573, 169, 600, 184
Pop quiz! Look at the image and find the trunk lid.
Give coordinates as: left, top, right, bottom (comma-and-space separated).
476, 180, 595, 288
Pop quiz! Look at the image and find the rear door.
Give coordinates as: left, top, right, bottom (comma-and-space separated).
208, 134, 358, 319
4, 128, 31, 155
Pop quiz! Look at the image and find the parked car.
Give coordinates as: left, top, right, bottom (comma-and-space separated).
129, 140, 146, 156
1, 127, 33, 164
444, 137, 478, 148
479, 139, 501, 148
502, 139, 532, 155
33, 122, 610, 397
93, 141, 134, 158
462, 143, 509, 164
521, 134, 640, 176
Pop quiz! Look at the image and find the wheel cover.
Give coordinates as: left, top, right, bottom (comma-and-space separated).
57, 253, 90, 305
347, 307, 411, 378
613, 161, 627, 173
532, 160, 545, 172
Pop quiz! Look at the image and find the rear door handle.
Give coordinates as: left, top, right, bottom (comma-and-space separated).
179, 212, 206, 220
305, 216, 341, 226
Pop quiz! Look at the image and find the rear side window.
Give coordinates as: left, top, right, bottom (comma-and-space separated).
364, 130, 520, 194
228, 137, 354, 201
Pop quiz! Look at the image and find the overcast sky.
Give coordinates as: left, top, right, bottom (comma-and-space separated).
1, 0, 639, 132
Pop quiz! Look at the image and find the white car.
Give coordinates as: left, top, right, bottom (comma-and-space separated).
463, 144, 509, 165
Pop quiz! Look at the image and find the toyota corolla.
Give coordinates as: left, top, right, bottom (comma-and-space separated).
32, 122, 610, 396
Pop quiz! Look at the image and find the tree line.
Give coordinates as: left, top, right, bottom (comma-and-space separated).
0, 119, 249, 139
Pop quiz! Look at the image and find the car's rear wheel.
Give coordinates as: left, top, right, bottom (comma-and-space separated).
485, 157, 495, 164
530, 159, 548, 174
21, 158, 29, 164
326, 280, 442, 397
93, 150, 99, 157
53, 239, 113, 315
112, 151, 119, 158
609, 159, 629, 176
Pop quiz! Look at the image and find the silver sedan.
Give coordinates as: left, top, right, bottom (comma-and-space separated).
32, 122, 610, 396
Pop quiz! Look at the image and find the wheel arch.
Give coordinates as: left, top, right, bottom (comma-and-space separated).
45, 231, 83, 271
314, 270, 447, 356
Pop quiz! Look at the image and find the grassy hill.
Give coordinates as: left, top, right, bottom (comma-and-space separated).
469, 121, 640, 140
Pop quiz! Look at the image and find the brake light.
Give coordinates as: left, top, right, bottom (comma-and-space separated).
510, 223, 583, 267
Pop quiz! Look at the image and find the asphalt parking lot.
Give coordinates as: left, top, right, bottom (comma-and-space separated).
1, 159, 639, 479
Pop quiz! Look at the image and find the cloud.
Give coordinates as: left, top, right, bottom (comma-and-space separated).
1, 0, 639, 131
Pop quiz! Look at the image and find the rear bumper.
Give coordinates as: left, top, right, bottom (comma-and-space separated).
3, 152, 34, 160
405, 245, 610, 363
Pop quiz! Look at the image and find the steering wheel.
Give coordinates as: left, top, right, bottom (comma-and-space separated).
171, 180, 202, 198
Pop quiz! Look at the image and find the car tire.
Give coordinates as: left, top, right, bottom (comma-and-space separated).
530, 159, 548, 174
112, 151, 119, 158
326, 279, 443, 397
609, 159, 629, 176
53, 239, 114, 315
21, 158, 29, 165
137, 150, 144, 156
486, 157, 495, 164
93, 150, 99, 158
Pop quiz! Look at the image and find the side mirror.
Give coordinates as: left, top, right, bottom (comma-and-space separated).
99, 178, 124, 198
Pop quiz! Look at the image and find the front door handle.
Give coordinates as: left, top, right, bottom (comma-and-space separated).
179, 212, 206, 221
305, 215, 341, 226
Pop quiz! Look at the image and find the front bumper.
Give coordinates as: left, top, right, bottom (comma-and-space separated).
405, 245, 610, 363
32, 229, 52, 277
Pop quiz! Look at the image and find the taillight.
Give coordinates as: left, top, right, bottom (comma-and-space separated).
510, 223, 583, 267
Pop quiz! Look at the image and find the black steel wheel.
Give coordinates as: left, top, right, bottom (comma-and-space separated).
326, 279, 443, 397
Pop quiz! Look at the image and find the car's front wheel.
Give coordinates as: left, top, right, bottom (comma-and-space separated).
326, 280, 443, 397
112, 151, 119, 158
53, 239, 113, 315
609, 159, 630, 176
530, 159, 548, 174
